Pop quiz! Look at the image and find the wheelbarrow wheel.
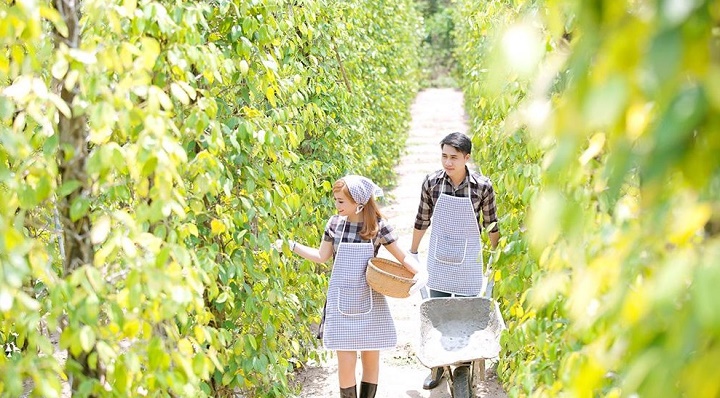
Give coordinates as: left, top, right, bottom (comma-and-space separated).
452, 365, 472, 398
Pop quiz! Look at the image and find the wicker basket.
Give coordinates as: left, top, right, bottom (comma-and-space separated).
366, 257, 415, 298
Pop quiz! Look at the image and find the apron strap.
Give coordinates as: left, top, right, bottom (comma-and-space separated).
334, 216, 372, 251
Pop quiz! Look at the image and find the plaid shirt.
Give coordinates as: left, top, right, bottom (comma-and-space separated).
414, 167, 499, 233
323, 215, 397, 256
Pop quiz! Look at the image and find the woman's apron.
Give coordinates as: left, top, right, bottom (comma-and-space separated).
426, 180, 483, 296
322, 219, 397, 350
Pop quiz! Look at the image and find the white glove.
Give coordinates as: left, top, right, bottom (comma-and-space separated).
409, 270, 428, 296
409, 251, 419, 262
273, 239, 284, 251
487, 249, 498, 267
273, 239, 296, 252
483, 250, 498, 298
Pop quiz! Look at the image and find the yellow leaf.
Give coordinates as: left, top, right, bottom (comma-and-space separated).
140, 37, 160, 70
242, 106, 262, 118
240, 60, 249, 75
51, 57, 69, 80
626, 102, 651, 140
90, 216, 111, 244
40, 5, 68, 38
527, 190, 563, 251
170, 82, 189, 105
149, 86, 172, 111
79, 326, 96, 353
178, 338, 194, 356
194, 325, 205, 344
177, 81, 196, 100
265, 86, 277, 107
210, 218, 226, 235
3, 76, 32, 99
123, 0, 137, 15
68, 49, 97, 65
0, 55, 8, 75
11, 45, 25, 67
64, 70, 79, 91
123, 320, 140, 338
579, 133, 605, 165
669, 203, 711, 245
48, 93, 71, 118
620, 285, 648, 324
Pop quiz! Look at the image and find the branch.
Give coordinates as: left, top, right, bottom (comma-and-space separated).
331, 40, 352, 93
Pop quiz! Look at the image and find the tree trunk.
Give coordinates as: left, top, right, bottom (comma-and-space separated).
52, 0, 100, 393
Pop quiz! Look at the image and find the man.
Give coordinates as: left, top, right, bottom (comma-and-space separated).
409, 132, 500, 390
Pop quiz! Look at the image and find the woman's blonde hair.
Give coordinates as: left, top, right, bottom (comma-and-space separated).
333, 179, 383, 240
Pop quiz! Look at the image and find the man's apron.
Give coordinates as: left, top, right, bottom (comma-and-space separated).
322, 220, 397, 350
426, 182, 483, 296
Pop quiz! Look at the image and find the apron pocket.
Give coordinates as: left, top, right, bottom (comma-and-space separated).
337, 283, 373, 316
434, 235, 468, 265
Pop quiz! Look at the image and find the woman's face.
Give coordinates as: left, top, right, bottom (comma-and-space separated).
334, 190, 357, 217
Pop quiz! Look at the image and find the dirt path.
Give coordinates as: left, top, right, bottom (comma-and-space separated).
295, 88, 508, 398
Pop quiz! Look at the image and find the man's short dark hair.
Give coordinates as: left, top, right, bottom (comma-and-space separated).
440, 132, 472, 155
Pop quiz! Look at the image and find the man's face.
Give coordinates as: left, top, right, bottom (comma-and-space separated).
441, 145, 470, 179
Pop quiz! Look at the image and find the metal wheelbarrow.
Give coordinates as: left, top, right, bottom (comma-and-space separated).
416, 257, 506, 397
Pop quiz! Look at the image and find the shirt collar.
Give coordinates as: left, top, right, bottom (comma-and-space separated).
441, 166, 472, 190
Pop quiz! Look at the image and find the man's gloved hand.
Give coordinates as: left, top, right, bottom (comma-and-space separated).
409, 270, 428, 296
483, 249, 499, 298
487, 249, 498, 267
409, 251, 419, 262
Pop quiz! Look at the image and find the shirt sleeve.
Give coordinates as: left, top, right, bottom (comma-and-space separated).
377, 219, 398, 246
413, 175, 434, 230
322, 216, 336, 242
482, 180, 499, 233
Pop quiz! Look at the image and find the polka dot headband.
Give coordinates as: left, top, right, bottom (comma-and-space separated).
341, 175, 383, 205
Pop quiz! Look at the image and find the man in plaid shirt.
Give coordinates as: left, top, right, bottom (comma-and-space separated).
409, 132, 500, 390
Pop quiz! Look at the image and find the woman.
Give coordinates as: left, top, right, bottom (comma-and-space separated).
276, 175, 427, 398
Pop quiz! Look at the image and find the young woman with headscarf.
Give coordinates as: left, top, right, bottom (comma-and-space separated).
276, 175, 427, 398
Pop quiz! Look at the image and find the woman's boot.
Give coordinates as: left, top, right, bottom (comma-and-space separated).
359, 381, 377, 398
340, 385, 356, 398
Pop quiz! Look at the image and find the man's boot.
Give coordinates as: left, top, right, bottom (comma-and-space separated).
340, 385, 357, 398
359, 381, 377, 398
423, 367, 443, 390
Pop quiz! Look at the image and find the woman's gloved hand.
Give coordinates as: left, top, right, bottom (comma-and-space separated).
273, 239, 296, 251
273, 239, 284, 250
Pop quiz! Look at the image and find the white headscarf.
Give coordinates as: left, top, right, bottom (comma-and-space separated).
341, 175, 383, 205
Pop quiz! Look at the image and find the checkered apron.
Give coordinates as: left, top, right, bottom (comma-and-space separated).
322, 219, 397, 350
426, 185, 483, 296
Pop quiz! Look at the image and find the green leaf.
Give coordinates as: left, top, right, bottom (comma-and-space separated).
78, 325, 95, 352
69, 196, 90, 221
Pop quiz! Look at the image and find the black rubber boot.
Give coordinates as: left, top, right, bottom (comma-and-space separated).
359, 381, 377, 398
340, 385, 357, 398
423, 367, 443, 390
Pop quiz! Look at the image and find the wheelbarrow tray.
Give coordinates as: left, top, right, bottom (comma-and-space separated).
417, 297, 506, 369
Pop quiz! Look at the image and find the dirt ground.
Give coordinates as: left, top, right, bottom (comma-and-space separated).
294, 88, 508, 398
